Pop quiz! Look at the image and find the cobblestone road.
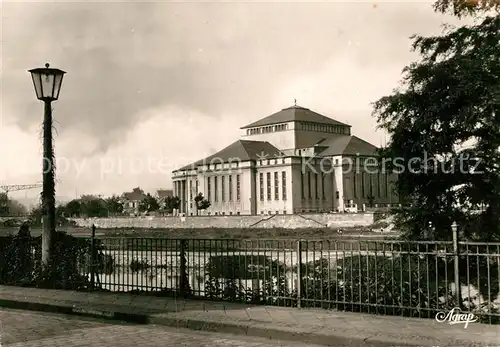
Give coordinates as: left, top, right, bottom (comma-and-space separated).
0, 309, 324, 347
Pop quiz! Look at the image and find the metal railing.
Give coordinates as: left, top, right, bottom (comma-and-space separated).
0, 227, 497, 324
84, 229, 500, 324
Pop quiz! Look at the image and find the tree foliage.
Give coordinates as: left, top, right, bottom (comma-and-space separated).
64, 199, 82, 217
0, 193, 28, 216
433, 0, 500, 17
161, 196, 181, 213
104, 195, 124, 215
194, 193, 211, 210
373, 4, 500, 240
0, 193, 8, 216
138, 193, 160, 213
57, 195, 124, 218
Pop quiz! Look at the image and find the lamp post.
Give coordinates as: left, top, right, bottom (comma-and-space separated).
451, 221, 461, 306
29, 63, 66, 270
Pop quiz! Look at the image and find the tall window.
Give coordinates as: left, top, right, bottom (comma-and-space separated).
189, 180, 192, 200
282, 171, 287, 200
221, 176, 225, 202
301, 171, 305, 199
228, 175, 233, 201
266, 172, 271, 200
259, 173, 264, 201
236, 174, 241, 201
308, 171, 312, 199
195, 179, 199, 195
274, 172, 279, 200
214, 176, 218, 202
207, 177, 211, 201
314, 173, 318, 199
321, 174, 325, 200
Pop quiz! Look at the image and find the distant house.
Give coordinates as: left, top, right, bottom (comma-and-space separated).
156, 189, 173, 200
156, 189, 174, 215
121, 187, 146, 216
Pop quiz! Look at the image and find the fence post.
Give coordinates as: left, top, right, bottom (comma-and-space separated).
179, 239, 189, 297
90, 224, 96, 291
296, 239, 303, 308
452, 222, 461, 306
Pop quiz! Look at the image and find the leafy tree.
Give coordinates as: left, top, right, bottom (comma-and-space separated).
104, 195, 124, 216
80, 196, 108, 218
433, 0, 499, 17
138, 193, 160, 213
194, 193, 211, 211
162, 196, 181, 213
9, 200, 27, 216
64, 199, 82, 217
0, 193, 28, 216
373, 1, 500, 241
0, 193, 8, 216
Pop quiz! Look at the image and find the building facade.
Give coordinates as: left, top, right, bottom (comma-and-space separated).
121, 187, 146, 216
172, 105, 399, 215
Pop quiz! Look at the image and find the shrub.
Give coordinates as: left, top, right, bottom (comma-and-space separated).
0, 231, 92, 290
130, 259, 149, 272
204, 254, 288, 305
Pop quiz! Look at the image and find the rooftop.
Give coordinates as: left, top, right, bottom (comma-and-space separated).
240, 105, 350, 129
157, 189, 173, 198
122, 187, 146, 201
174, 140, 281, 172
316, 135, 378, 157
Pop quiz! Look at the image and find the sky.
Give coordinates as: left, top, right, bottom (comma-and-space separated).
0, 0, 469, 201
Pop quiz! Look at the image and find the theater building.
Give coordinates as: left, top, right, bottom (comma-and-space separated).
172, 105, 398, 215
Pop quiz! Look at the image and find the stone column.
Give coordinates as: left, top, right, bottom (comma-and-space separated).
334, 163, 344, 212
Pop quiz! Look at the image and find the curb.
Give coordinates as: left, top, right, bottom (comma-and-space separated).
148, 315, 409, 347
0, 299, 149, 324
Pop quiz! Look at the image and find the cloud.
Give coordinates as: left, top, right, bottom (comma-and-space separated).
0, 1, 468, 196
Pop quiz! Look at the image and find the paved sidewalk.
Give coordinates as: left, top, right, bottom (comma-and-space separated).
0, 286, 498, 346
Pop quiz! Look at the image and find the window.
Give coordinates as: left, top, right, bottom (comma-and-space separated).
195, 179, 199, 195
259, 173, 264, 201
228, 175, 233, 201
301, 171, 305, 199
321, 174, 325, 200
214, 176, 218, 202
267, 172, 271, 200
207, 177, 211, 201
236, 174, 241, 201
221, 176, 225, 202
282, 171, 287, 200
308, 172, 312, 199
354, 174, 358, 198
189, 180, 192, 200
315, 173, 318, 199
274, 172, 279, 200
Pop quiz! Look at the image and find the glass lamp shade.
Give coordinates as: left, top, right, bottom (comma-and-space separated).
28, 63, 66, 101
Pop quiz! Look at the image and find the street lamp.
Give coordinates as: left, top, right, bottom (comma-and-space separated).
29, 63, 66, 270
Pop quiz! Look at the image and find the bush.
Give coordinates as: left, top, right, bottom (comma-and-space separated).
0, 231, 92, 290
130, 259, 149, 272
204, 254, 289, 305
332, 254, 455, 317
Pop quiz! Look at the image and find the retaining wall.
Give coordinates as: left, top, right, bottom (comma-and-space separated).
70, 213, 375, 229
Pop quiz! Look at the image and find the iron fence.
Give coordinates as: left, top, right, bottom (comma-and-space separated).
0, 228, 498, 324
86, 234, 500, 324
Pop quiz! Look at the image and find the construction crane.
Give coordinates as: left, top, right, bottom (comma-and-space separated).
0, 184, 43, 214
0, 184, 43, 194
